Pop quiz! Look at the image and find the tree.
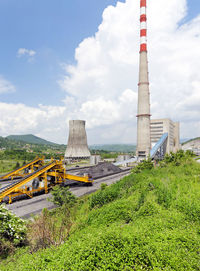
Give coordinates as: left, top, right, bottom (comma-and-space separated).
49, 185, 76, 207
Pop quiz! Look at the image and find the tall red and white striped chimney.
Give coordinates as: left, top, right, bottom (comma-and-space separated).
136, 0, 151, 159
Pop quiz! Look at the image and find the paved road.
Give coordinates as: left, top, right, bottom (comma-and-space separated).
6, 171, 130, 218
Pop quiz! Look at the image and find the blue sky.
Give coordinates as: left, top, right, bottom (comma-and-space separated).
0, 0, 200, 143
0, 0, 123, 107
0, 0, 199, 107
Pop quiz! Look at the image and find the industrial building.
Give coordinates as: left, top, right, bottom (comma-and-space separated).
150, 119, 180, 153
65, 120, 91, 161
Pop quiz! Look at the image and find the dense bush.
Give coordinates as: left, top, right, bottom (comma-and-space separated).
0, 205, 26, 258
0, 205, 26, 244
89, 185, 120, 209
132, 158, 154, 173
49, 185, 77, 207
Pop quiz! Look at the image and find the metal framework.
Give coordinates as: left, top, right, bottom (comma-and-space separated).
0, 157, 44, 181
0, 159, 93, 204
150, 133, 168, 160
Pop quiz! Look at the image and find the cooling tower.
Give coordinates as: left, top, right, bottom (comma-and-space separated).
65, 120, 91, 160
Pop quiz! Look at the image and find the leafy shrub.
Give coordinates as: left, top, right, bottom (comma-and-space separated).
49, 185, 76, 207
132, 158, 153, 173
0, 205, 26, 245
89, 185, 120, 209
100, 183, 108, 190
87, 200, 133, 226
137, 200, 160, 217
28, 207, 76, 251
160, 150, 194, 167
28, 186, 77, 251
0, 205, 27, 258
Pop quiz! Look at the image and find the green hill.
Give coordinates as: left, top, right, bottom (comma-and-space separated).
6, 134, 57, 145
1, 152, 199, 270
90, 144, 136, 152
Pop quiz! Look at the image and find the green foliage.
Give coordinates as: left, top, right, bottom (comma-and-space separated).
160, 150, 194, 167
1, 157, 200, 270
0, 205, 27, 258
28, 207, 75, 251
100, 183, 108, 190
90, 144, 136, 153
132, 158, 154, 173
49, 185, 77, 207
0, 205, 26, 244
13, 161, 20, 170
89, 184, 120, 209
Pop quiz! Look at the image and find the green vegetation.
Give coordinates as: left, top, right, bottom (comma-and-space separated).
1, 151, 200, 270
90, 143, 136, 153
0, 205, 26, 259
49, 185, 77, 207
0, 136, 66, 173
0, 160, 24, 174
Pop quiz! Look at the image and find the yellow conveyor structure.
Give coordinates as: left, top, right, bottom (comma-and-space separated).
0, 160, 93, 204
0, 157, 44, 181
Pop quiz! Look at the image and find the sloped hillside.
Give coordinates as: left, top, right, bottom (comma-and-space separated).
6, 134, 57, 145
1, 153, 200, 270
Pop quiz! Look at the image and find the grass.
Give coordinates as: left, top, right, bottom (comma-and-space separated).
0, 156, 200, 270
0, 160, 24, 174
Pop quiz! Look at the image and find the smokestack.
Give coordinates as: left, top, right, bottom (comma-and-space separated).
65, 120, 91, 160
136, 0, 151, 159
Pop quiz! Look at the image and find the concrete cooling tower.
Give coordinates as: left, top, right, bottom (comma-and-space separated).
65, 120, 91, 160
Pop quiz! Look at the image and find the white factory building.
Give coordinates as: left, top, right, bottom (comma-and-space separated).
150, 119, 180, 154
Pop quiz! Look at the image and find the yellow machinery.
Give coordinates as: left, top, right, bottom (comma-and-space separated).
0, 159, 93, 204
0, 157, 44, 181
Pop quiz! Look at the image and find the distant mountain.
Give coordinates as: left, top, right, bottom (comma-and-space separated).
6, 134, 57, 146
89, 144, 136, 152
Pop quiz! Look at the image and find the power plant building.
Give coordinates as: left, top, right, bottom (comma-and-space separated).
150, 119, 180, 153
65, 120, 91, 160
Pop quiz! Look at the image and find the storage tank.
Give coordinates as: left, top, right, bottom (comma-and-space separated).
65, 120, 91, 160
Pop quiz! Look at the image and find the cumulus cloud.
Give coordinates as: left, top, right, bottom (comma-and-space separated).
58, 0, 200, 143
1, 0, 200, 144
0, 76, 16, 94
17, 48, 36, 62
0, 102, 68, 143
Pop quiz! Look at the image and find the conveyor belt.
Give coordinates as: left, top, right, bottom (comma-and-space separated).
0, 157, 44, 181
0, 161, 56, 202
150, 133, 168, 159
0, 160, 93, 204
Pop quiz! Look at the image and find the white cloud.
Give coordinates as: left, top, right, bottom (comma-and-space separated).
1, 0, 200, 144
0, 102, 68, 143
58, 0, 200, 143
0, 76, 16, 94
17, 48, 36, 62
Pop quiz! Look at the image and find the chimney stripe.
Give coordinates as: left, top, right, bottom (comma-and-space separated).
140, 0, 147, 52
140, 29, 147, 36
140, 37, 147, 44
140, 22, 147, 30
140, 7, 146, 15
140, 0, 146, 8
